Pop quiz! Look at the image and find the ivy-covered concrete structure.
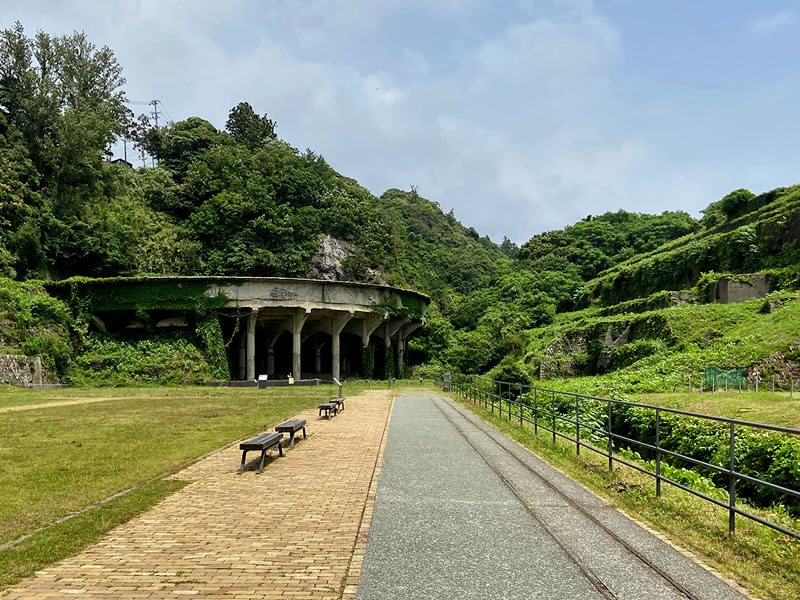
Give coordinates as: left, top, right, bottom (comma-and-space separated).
49, 276, 428, 381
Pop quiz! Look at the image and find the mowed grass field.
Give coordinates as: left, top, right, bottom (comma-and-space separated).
632, 391, 800, 428
0, 384, 345, 588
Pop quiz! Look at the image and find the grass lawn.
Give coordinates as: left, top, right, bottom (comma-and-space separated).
453, 393, 800, 600
632, 391, 800, 429
0, 383, 346, 589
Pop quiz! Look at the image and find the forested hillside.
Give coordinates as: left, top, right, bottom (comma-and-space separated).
0, 23, 498, 290
1, 22, 799, 388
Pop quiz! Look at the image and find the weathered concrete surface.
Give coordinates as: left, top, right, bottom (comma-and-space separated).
68, 276, 428, 381
714, 274, 771, 304
206, 276, 427, 315
357, 394, 749, 600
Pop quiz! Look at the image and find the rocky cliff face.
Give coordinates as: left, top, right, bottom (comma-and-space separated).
307, 234, 382, 283
308, 234, 351, 281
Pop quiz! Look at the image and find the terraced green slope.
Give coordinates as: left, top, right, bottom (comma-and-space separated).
492, 290, 800, 395
584, 186, 800, 305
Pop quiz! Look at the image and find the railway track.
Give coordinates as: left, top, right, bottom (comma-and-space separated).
433, 397, 704, 600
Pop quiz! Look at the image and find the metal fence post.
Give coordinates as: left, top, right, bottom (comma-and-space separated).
607, 401, 613, 472
575, 396, 580, 455
655, 409, 661, 497
729, 422, 736, 534
461, 376, 800, 540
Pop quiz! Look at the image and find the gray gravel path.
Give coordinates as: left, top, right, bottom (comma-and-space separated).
356, 394, 750, 600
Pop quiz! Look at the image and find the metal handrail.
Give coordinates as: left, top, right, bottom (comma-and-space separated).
449, 375, 800, 541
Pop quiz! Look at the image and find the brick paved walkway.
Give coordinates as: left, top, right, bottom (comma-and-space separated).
6, 391, 393, 600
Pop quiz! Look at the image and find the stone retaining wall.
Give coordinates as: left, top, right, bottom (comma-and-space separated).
0, 354, 57, 387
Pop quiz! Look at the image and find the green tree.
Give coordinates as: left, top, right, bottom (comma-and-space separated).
225, 101, 276, 148
0, 111, 43, 277
158, 117, 220, 181
0, 22, 128, 190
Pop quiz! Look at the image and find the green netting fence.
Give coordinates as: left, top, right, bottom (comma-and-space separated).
704, 367, 748, 388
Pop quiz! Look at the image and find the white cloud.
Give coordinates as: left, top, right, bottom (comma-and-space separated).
746, 9, 796, 35
1, 1, 798, 245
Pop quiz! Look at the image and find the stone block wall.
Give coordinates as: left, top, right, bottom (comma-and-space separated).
0, 354, 57, 387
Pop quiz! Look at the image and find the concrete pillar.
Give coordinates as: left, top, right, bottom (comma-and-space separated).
268, 332, 280, 376
246, 310, 257, 381
396, 322, 422, 380
396, 337, 405, 379
383, 319, 408, 380
362, 316, 385, 349
267, 346, 275, 376
332, 335, 341, 380
331, 312, 353, 381
384, 319, 408, 352
33, 356, 43, 386
358, 317, 384, 379
291, 310, 309, 379
384, 321, 393, 351
238, 318, 246, 380
314, 335, 322, 373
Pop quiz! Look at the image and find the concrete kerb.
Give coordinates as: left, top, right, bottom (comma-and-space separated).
341, 396, 395, 599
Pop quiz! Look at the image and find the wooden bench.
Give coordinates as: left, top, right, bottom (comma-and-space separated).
319, 402, 338, 418
275, 419, 307, 448
239, 432, 283, 473
329, 397, 344, 411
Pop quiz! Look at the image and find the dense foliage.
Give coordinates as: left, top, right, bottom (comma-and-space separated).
518, 210, 698, 281
68, 333, 218, 386
463, 377, 800, 513
1, 23, 799, 390
2, 23, 800, 524
0, 278, 73, 375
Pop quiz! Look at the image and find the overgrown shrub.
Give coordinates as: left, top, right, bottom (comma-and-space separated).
0, 278, 74, 375
195, 310, 229, 379
525, 389, 800, 513
68, 332, 216, 386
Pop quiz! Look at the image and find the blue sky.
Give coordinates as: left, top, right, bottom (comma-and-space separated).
2, 0, 799, 243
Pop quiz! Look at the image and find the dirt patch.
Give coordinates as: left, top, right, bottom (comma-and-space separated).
606, 480, 647, 494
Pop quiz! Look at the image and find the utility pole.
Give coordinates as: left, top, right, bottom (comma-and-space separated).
149, 99, 161, 167
149, 99, 161, 129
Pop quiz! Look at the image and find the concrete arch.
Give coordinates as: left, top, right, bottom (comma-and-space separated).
65, 276, 429, 381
